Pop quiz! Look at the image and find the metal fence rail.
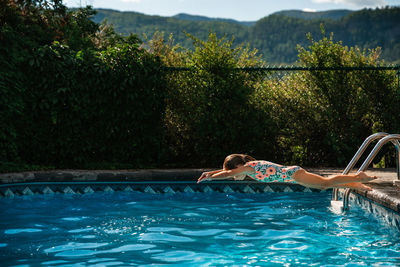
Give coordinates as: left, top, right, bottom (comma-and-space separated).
165, 66, 400, 71
165, 65, 400, 87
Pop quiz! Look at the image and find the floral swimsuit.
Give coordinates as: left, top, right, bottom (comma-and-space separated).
244, 160, 301, 183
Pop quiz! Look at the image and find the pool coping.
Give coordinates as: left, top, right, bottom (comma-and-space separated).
351, 180, 400, 213
0, 169, 207, 184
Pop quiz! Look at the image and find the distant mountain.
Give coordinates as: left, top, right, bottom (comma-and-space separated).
92, 8, 248, 50
172, 13, 256, 26
272, 9, 353, 20
92, 7, 400, 64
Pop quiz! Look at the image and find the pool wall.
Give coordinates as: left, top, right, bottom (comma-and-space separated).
347, 190, 400, 229
0, 181, 320, 197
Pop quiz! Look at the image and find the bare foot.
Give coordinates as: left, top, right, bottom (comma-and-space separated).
356, 172, 377, 182
348, 182, 373, 191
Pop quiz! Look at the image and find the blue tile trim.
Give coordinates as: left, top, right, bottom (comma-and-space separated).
348, 191, 400, 230
0, 181, 323, 197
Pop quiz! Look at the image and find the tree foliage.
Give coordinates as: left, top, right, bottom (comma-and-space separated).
1, 0, 166, 170
153, 33, 271, 165
264, 29, 399, 166
1, 0, 399, 172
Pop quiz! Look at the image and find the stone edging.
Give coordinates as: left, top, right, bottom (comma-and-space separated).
353, 181, 400, 213
0, 169, 208, 184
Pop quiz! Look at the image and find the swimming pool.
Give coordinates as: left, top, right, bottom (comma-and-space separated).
1, 191, 400, 266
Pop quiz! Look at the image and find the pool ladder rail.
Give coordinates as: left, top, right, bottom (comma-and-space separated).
331, 132, 400, 212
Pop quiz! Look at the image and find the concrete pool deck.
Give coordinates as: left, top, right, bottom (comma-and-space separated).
1, 167, 399, 212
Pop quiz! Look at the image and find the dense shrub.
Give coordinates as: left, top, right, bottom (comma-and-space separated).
154, 33, 275, 166
0, 40, 23, 163
1, 1, 166, 170
265, 29, 399, 166
16, 41, 166, 168
150, 30, 398, 168
1, 0, 398, 172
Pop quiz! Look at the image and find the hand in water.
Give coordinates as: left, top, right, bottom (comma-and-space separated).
197, 172, 212, 183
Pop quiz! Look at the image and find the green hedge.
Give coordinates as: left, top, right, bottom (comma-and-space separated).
14, 42, 166, 168
265, 32, 400, 166
1, 1, 399, 172
162, 34, 277, 166
158, 32, 399, 167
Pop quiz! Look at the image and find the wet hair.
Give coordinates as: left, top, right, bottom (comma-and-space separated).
223, 154, 256, 170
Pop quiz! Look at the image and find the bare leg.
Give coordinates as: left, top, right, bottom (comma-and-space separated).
292, 169, 376, 189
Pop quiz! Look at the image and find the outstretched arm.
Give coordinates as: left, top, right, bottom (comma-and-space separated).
197, 166, 253, 183
197, 169, 223, 183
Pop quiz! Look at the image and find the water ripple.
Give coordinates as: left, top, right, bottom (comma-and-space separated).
151, 250, 219, 263
44, 242, 108, 253
0, 192, 399, 266
179, 229, 225, 236
139, 232, 195, 242
5, 228, 42, 234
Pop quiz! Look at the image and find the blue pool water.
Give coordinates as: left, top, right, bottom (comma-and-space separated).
1, 191, 400, 266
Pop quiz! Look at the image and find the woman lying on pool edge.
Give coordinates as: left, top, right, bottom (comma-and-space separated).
197, 154, 376, 191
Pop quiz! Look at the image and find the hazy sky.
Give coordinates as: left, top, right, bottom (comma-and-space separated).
64, 0, 400, 21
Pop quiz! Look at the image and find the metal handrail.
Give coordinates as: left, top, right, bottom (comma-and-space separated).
342, 132, 389, 175
358, 134, 400, 173
395, 140, 400, 180
342, 188, 353, 211
340, 134, 400, 211
332, 132, 389, 201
